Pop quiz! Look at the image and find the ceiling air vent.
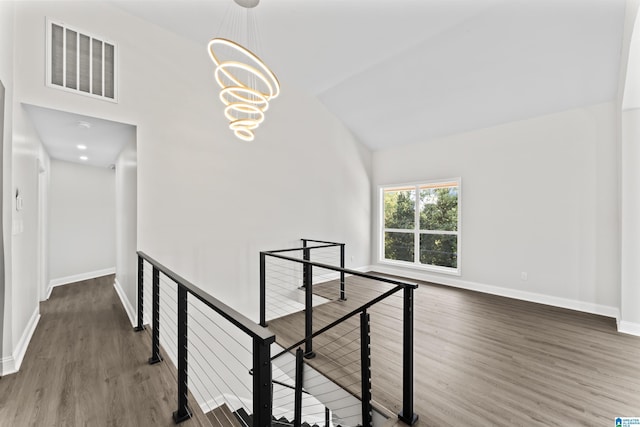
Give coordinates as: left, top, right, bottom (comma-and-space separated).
46, 19, 117, 102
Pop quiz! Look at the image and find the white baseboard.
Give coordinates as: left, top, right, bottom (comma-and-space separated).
47, 267, 116, 298
114, 278, 136, 328
369, 264, 620, 320
1, 307, 40, 376
618, 321, 640, 337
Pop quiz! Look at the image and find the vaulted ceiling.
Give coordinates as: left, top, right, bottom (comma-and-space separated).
112, 0, 626, 150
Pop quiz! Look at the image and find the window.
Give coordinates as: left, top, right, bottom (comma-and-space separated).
381, 179, 461, 274
46, 19, 117, 102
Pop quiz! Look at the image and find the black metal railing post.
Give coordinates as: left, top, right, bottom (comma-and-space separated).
260, 252, 267, 327
325, 407, 330, 427
149, 266, 162, 365
360, 310, 373, 427
398, 286, 418, 425
294, 348, 304, 427
301, 241, 310, 289
134, 255, 145, 331
303, 246, 315, 359
173, 285, 192, 423
253, 337, 274, 427
339, 244, 346, 301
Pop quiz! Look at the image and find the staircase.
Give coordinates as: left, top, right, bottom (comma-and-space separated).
208, 405, 340, 427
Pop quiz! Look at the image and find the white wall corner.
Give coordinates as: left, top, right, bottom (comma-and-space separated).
370, 265, 620, 320
1, 307, 40, 376
618, 320, 640, 337
48, 267, 116, 290
113, 278, 136, 328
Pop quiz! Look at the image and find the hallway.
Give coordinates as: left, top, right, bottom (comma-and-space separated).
0, 276, 209, 427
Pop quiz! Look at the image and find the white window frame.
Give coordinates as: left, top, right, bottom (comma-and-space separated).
379, 178, 461, 276
45, 18, 119, 103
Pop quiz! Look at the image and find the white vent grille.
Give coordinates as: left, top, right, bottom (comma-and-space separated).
46, 19, 117, 102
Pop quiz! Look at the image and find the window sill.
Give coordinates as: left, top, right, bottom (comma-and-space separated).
378, 259, 461, 277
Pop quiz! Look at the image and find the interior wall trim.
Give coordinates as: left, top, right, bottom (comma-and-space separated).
370, 264, 620, 320
113, 278, 136, 328
46, 267, 116, 299
1, 307, 40, 376
618, 321, 640, 337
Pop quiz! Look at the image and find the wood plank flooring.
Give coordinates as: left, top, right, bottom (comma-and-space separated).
0, 276, 212, 427
267, 274, 640, 426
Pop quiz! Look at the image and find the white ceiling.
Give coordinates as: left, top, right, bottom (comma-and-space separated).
24, 104, 136, 168
111, 0, 625, 150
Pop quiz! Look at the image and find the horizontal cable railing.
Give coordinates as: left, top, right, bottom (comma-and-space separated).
269, 345, 361, 427
261, 240, 345, 325
136, 252, 275, 427
260, 242, 419, 427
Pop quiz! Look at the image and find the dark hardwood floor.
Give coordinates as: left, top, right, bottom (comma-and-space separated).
0, 276, 212, 427
267, 274, 640, 427
3, 273, 639, 426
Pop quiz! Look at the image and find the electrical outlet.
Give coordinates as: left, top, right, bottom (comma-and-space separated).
521, 272, 528, 281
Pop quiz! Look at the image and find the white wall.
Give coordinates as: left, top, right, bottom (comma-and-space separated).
2, 0, 54, 375
8, 103, 49, 375
12, 1, 371, 321
621, 109, 640, 332
0, 0, 14, 369
619, 1, 640, 335
48, 159, 115, 285
115, 138, 137, 324
372, 102, 620, 318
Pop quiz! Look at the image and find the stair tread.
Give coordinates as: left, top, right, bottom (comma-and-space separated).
207, 403, 244, 427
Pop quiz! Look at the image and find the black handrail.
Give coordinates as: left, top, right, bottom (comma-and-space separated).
260, 240, 349, 327
138, 251, 274, 343
261, 243, 419, 426
302, 239, 346, 300
302, 239, 344, 246
270, 284, 405, 361
136, 251, 275, 427
267, 243, 339, 254
263, 251, 416, 289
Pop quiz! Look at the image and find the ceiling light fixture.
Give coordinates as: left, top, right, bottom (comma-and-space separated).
80, 156, 88, 161
207, 0, 280, 142
77, 144, 87, 150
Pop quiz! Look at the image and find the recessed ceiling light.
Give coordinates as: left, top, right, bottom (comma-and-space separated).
77, 121, 92, 129
80, 156, 88, 161
77, 144, 87, 150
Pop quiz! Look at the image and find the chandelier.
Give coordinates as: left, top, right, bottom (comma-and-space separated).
207, 0, 280, 142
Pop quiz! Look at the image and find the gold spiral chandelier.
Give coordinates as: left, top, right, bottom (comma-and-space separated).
208, 0, 280, 142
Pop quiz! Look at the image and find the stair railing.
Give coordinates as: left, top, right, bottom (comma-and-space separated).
135, 251, 275, 426
261, 243, 419, 426
260, 239, 345, 326
301, 239, 346, 301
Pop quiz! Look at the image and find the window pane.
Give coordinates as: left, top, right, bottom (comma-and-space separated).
384, 232, 414, 262
420, 234, 457, 268
384, 189, 415, 229
420, 186, 458, 231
